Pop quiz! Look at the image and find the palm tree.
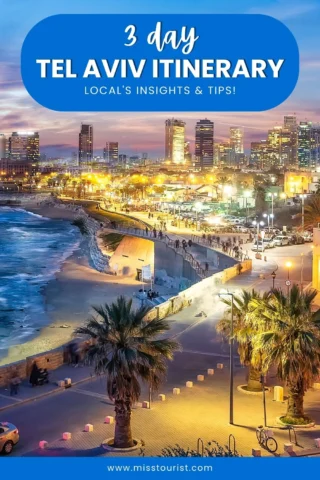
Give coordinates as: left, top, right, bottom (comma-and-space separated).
253, 285, 320, 421
302, 194, 320, 229
216, 289, 266, 392
76, 296, 179, 448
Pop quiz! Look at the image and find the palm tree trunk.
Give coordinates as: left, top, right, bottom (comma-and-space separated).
114, 400, 134, 448
286, 381, 305, 419
247, 365, 262, 392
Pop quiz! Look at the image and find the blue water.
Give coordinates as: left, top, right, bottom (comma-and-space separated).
0, 207, 80, 352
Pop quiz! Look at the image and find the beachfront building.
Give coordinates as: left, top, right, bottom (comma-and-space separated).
165, 118, 185, 164
8, 131, 39, 163
79, 124, 93, 167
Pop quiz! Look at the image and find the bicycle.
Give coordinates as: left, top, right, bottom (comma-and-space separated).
256, 426, 278, 453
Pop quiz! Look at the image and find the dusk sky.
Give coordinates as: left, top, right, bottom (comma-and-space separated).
0, 0, 320, 158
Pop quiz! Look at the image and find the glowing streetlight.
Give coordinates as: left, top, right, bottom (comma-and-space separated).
268, 192, 277, 229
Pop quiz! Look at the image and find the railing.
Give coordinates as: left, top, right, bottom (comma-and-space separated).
102, 222, 208, 279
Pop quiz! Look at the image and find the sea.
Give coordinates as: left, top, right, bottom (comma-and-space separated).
0, 207, 80, 354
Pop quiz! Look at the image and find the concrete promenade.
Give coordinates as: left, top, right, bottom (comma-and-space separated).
0, 201, 316, 457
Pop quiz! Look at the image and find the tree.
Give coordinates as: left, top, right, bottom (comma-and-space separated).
76, 296, 179, 448
302, 194, 320, 229
254, 185, 268, 215
216, 289, 266, 392
252, 285, 320, 422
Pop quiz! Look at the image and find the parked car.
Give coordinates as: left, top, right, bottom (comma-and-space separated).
252, 241, 265, 252
262, 238, 275, 249
273, 235, 290, 246
302, 232, 313, 242
0, 422, 19, 454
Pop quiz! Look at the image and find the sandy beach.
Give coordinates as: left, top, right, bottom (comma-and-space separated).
0, 201, 145, 366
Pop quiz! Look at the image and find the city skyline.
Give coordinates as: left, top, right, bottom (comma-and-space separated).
0, 0, 320, 157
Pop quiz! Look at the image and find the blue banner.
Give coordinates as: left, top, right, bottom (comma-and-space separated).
0, 457, 315, 476
21, 14, 299, 112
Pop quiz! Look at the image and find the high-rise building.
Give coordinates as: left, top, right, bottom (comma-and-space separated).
0, 134, 6, 159
103, 142, 119, 164
229, 127, 244, 167
119, 154, 127, 166
8, 131, 39, 163
195, 119, 214, 170
250, 140, 271, 169
297, 122, 320, 169
184, 141, 192, 164
165, 118, 185, 164
79, 124, 93, 165
216, 142, 232, 167
283, 115, 298, 166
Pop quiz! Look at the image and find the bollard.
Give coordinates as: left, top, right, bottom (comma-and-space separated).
315, 439, 320, 448
57, 380, 65, 388
62, 432, 71, 440
273, 386, 284, 402
173, 388, 180, 395
84, 424, 93, 432
217, 363, 223, 369
158, 394, 166, 401
186, 381, 193, 388
142, 401, 150, 409
207, 369, 214, 375
104, 416, 114, 424
64, 378, 72, 386
197, 375, 204, 382
252, 448, 261, 457
39, 440, 48, 449
284, 443, 294, 453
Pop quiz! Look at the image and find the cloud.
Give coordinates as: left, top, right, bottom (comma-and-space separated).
248, 1, 319, 20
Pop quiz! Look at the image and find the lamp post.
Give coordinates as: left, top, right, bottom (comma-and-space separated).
285, 261, 292, 296
268, 193, 277, 230
263, 213, 270, 233
300, 194, 306, 231
271, 271, 276, 289
252, 220, 265, 251
218, 291, 234, 425
244, 190, 251, 224
300, 253, 304, 291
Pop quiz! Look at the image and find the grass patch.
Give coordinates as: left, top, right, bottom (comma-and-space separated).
280, 415, 313, 425
100, 233, 124, 252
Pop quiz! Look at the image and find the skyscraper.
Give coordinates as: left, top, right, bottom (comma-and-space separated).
0, 134, 6, 159
216, 142, 232, 167
165, 118, 185, 164
195, 119, 214, 170
9, 131, 39, 163
229, 127, 244, 167
284, 115, 298, 166
298, 122, 319, 168
103, 142, 119, 164
79, 124, 93, 166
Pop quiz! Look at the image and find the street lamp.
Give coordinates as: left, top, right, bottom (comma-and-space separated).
285, 261, 292, 295
271, 271, 276, 289
252, 220, 265, 251
218, 291, 234, 425
300, 194, 307, 231
300, 253, 304, 291
268, 193, 277, 230
244, 190, 252, 223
